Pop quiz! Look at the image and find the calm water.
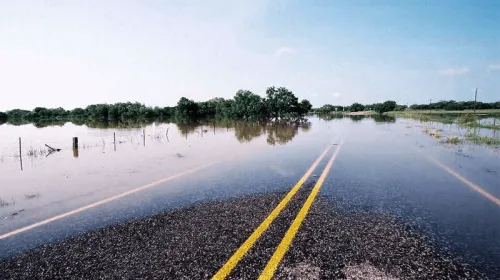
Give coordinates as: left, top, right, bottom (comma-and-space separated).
0, 116, 499, 276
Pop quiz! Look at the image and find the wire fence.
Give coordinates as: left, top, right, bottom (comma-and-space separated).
0, 126, 177, 162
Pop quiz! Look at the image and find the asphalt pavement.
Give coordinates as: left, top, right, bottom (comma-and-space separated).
0, 180, 487, 279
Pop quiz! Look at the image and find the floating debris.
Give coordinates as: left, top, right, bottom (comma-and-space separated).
11, 209, 25, 217
25, 193, 40, 200
0, 197, 14, 207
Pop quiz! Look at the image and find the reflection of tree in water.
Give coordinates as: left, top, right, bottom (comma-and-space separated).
2, 116, 304, 146
348, 115, 366, 122
6, 118, 32, 126
176, 123, 200, 138
300, 122, 311, 132
266, 124, 298, 146
175, 119, 301, 145
371, 115, 396, 123
318, 114, 344, 121
82, 119, 159, 129
33, 120, 66, 128
21, 118, 161, 129
234, 122, 265, 143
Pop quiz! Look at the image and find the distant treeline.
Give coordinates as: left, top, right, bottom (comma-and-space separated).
314, 99, 500, 114
3, 94, 499, 125
409, 100, 500, 111
314, 101, 403, 114
0, 87, 312, 124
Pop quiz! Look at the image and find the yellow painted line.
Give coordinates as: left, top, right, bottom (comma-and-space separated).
258, 142, 342, 280
427, 157, 500, 206
0, 161, 223, 240
212, 145, 333, 280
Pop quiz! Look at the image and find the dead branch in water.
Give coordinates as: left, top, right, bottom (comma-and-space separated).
45, 144, 61, 152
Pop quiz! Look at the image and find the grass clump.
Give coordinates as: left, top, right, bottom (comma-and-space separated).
462, 121, 500, 130
476, 123, 500, 130
27, 147, 48, 158
457, 113, 479, 124
465, 133, 500, 146
443, 137, 462, 144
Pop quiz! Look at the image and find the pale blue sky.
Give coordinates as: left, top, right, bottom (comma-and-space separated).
0, 0, 499, 111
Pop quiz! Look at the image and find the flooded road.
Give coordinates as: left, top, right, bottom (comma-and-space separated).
0, 116, 499, 278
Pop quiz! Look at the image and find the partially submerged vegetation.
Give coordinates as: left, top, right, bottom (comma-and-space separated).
461, 121, 500, 130
402, 111, 500, 147
443, 137, 462, 144
386, 111, 455, 124
457, 113, 479, 124
465, 133, 500, 146
423, 128, 442, 139
389, 111, 500, 130
27, 147, 48, 158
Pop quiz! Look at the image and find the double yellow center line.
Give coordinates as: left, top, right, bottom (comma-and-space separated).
213, 141, 343, 279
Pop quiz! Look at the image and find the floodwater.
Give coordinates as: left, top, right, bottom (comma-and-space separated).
0, 115, 499, 277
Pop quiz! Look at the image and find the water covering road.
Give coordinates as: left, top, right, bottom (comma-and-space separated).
0, 116, 499, 278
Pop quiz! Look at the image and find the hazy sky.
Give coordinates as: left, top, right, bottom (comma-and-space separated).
1, 0, 499, 111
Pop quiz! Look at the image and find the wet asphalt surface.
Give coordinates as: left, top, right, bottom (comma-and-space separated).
0, 180, 488, 280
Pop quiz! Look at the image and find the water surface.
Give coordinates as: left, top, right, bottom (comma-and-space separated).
1, 116, 499, 276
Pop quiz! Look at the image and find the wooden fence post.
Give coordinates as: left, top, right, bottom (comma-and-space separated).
19, 137, 23, 170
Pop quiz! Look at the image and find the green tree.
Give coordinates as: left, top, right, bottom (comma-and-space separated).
215, 98, 234, 118
232, 90, 266, 121
198, 100, 217, 118
373, 103, 382, 113
349, 103, 365, 112
71, 108, 86, 117
6, 109, 32, 119
318, 104, 335, 114
0, 111, 7, 120
383, 100, 397, 112
265, 86, 299, 121
32, 107, 48, 118
296, 99, 312, 119
395, 104, 408, 111
85, 104, 109, 119
176, 97, 199, 118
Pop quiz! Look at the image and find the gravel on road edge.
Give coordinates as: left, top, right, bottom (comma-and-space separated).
0, 192, 489, 279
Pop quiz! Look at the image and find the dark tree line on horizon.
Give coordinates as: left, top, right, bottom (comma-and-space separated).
2, 92, 499, 125
314, 101, 403, 114
0, 87, 312, 124
409, 100, 500, 111
314, 99, 500, 114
